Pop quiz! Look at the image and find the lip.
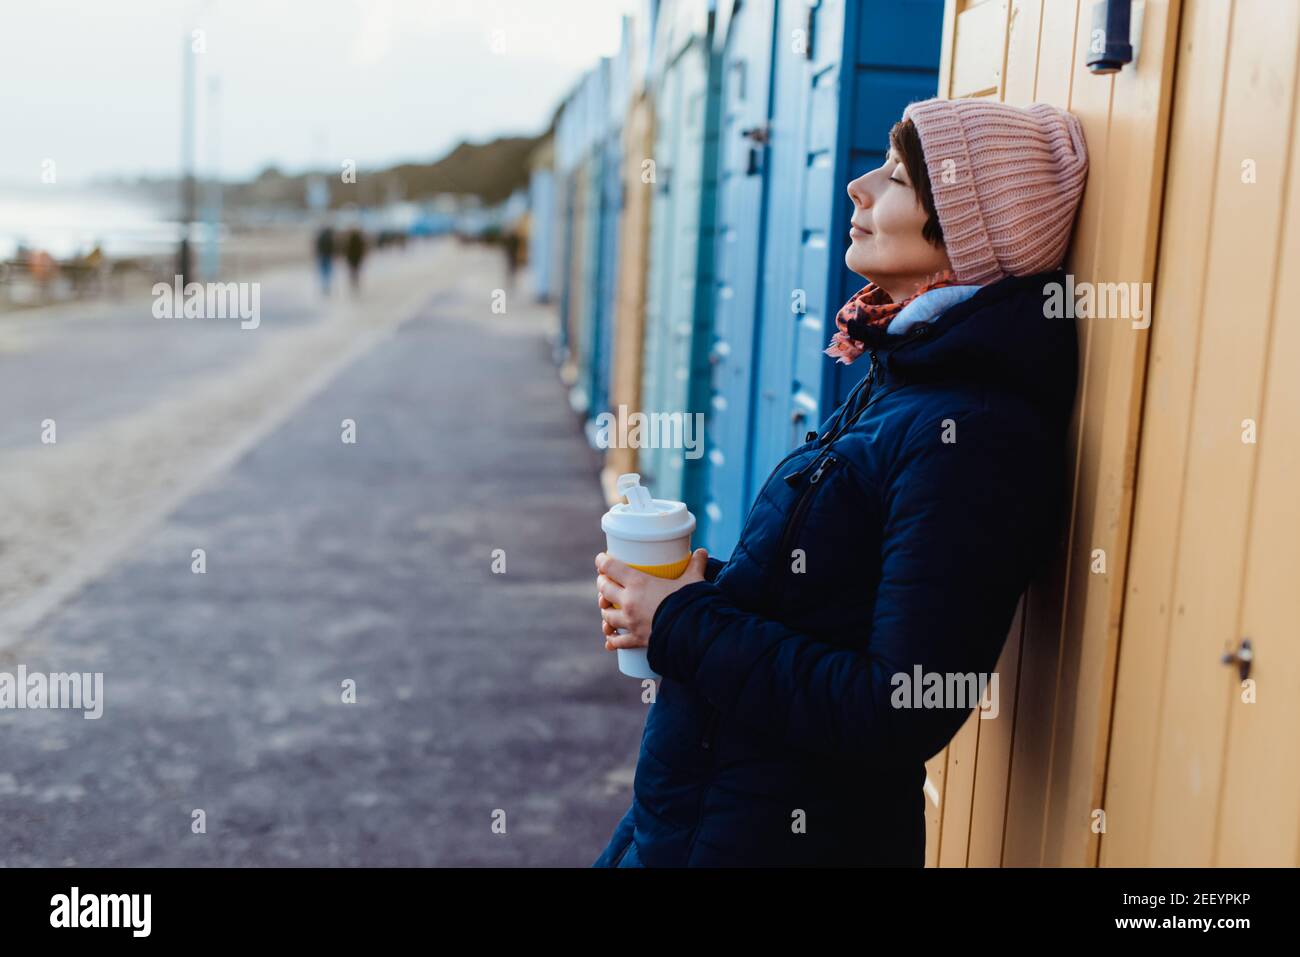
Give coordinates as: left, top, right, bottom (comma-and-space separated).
849, 224, 872, 240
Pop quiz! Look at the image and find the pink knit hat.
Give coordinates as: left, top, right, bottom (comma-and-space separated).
902, 98, 1089, 285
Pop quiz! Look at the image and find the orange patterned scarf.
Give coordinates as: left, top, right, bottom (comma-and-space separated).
824, 269, 962, 365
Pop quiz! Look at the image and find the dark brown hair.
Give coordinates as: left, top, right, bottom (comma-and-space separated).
889, 117, 944, 248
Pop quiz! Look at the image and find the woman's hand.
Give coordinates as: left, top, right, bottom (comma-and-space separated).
596, 548, 710, 652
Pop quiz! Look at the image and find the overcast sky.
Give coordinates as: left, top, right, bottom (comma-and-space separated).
0, 0, 636, 186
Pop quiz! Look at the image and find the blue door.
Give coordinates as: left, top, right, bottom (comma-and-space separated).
747, 0, 943, 502
592, 126, 622, 422
640, 16, 721, 510
575, 145, 603, 414
555, 169, 578, 366
699, 0, 778, 557
821, 0, 947, 413
579, 61, 623, 430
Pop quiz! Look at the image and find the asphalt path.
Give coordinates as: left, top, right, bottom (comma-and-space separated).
0, 243, 639, 865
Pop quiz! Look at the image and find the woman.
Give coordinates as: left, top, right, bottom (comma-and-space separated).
593, 97, 1088, 867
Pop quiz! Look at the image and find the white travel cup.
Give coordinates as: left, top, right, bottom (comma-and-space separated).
600, 473, 696, 680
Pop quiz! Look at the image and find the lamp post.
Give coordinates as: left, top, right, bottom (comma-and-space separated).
178, 28, 197, 284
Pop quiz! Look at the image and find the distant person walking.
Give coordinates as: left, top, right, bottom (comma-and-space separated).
501, 230, 522, 293
344, 229, 367, 294
314, 225, 335, 296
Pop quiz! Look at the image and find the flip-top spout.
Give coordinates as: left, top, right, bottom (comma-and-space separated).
616, 473, 654, 511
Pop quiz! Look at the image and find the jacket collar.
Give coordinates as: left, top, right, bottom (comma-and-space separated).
842, 269, 1078, 425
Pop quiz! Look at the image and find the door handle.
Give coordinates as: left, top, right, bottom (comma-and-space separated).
1220, 637, 1254, 682
804, 0, 820, 61
790, 408, 807, 449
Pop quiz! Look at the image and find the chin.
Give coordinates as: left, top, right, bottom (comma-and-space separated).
844, 248, 873, 280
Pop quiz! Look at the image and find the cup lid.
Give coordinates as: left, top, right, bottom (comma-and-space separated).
601, 473, 695, 542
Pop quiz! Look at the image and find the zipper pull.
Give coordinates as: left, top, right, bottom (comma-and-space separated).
783, 449, 826, 487
809, 454, 835, 484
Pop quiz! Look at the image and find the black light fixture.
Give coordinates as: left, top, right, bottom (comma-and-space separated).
1086, 0, 1134, 75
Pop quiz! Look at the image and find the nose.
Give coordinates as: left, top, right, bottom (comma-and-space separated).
847, 171, 872, 209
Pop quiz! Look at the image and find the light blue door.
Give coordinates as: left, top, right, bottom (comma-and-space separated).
641, 26, 720, 510
640, 57, 684, 494
699, 0, 778, 557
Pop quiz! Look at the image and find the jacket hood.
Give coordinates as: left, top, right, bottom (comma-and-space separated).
860, 268, 1079, 422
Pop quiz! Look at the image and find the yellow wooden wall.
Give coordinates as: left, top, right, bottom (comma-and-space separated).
1102, 0, 1300, 867
602, 94, 657, 504
925, 0, 1184, 866
928, 0, 1300, 868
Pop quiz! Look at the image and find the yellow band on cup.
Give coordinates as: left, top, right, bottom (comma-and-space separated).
609, 554, 691, 611
627, 555, 691, 580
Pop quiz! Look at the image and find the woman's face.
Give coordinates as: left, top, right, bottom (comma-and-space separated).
844, 148, 951, 295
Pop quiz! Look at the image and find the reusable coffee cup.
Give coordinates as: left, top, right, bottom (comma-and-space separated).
600, 473, 696, 680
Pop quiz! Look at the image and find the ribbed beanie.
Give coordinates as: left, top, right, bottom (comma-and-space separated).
902, 98, 1089, 285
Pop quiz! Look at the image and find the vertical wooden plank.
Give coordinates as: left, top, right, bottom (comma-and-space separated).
993, 0, 1012, 99
1037, 33, 1115, 864
937, 704, 980, 867
604, 95, 657, 500
1216, 48, 1300, 861
924, 750, 948, 867
1002, 0, 1044, 104
1100, 0, 1234, 867
937, 0, 960, 98
1000, 0, 1080, 868
934, 0, 1013, 869
1030, 0, 1079, 104
950, 0, 1011, 97
967, 597, 1026, 866
1143, 0, 1300, 865
1043, 0, 1183, 869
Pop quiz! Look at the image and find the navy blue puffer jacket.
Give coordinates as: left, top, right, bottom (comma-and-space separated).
595, 268, 1078, 867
